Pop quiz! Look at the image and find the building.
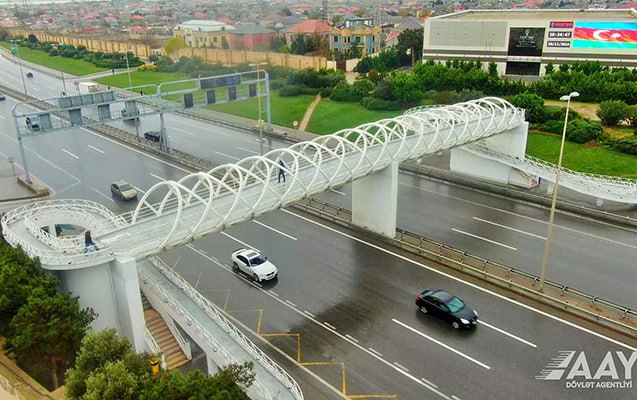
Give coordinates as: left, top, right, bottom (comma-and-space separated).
231, 23, 277, 50
173, 19, 235, 48
422, 9, 637, 77
330, 24, 382, 56
283, 19, 331, 47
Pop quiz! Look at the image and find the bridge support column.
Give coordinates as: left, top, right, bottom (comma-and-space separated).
352, 162, 398, 237
450, 121, 529, 185
55, 257, 145, 352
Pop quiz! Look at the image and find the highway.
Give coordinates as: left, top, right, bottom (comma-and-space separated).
0, 59, 636, 399
1, 55, 635, 308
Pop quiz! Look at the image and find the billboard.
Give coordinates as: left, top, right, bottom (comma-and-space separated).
508, 28, 545, 56
572, 21, 637, 49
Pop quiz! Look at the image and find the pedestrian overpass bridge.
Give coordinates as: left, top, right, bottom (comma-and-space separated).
2, 97, 636, 400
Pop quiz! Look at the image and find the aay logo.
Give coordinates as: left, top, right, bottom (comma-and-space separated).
537, 351, 636, 389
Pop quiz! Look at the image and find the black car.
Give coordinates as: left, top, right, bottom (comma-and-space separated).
144, 130, 161, 142
415, 289, 478, 329
0, 92, 5, 100
26, 72, 33, 78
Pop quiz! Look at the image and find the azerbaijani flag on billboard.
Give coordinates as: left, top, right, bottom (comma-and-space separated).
572, 21, 637, 49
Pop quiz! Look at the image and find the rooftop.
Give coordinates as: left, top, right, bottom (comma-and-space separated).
431, 8, 637, 21
177, 19, 235, 32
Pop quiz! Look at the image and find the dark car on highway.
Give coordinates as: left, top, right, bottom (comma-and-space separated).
415, 289, 478, 329
144, 130, 161, 142
0, 92, 5, 100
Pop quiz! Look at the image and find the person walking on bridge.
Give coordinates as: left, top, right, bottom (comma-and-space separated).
83, 229, 99, 253
278, 159, 286, 183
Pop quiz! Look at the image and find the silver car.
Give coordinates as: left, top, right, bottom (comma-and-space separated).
110, 180, 138, 201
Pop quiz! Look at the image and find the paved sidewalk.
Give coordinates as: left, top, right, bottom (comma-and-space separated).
0, 155, 49, 203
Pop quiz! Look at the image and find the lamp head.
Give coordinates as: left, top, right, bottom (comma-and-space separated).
560, 92, 580, 101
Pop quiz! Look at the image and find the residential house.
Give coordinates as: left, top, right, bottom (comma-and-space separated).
283, 19, 331, 47
330, 23, 382, 56
385, 16, 424, 47
173, 19, 235, 48
231, 23, 277, 50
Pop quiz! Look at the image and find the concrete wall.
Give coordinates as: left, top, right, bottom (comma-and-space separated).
9, 29, 327, 70
171, 47, 327, 70
9, 29, 152, 59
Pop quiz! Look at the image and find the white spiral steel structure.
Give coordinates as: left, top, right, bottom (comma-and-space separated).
0, 97, 525, 266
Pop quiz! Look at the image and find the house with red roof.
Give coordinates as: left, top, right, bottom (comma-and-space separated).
283, 19, 331, 47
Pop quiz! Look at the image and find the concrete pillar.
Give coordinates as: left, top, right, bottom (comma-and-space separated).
111, 257, 146, 352
546, 182, 555, 195
59, 262, 119, 333
352, 162, 398, 237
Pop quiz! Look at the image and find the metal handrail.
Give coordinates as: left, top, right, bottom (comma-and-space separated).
148, 257, 304, 399
139, 265, 273, 400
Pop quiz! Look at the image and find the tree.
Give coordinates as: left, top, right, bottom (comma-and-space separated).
597, 100, 629, 126
508, 92, 545, 123
27, 33, 38, 43
390, 72, 424, 104
8, 288, 95, 390
221, 36, 229, 50
148, 53, 159, 63
0, 243, 57, 336
396, 29, 423, 65
65, 329, 140, 400
83, 360, 141, 400
163, 37, 187, 56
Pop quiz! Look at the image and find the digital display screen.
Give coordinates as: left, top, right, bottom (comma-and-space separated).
508, 28, 546, 56
550, 21, 574, 29
572, 21, 637, 49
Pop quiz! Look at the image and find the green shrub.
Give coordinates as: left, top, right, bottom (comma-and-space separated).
433, 90, 458, 104
360, 96, 401, 111
566, 119, 603, 143
597, 100, 629, 125
540, 119, 564, 135
319, 87, 333, 97
331, 81, 362, 102
508, 92, 546, 123
299, 86, 319, 95
270, 80, 284, 90
279, 85, 302, 96
606, 136, 637, 155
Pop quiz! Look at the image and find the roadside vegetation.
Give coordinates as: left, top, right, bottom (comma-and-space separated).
0, 41, 106, 75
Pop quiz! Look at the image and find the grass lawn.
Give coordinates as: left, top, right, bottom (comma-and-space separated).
95, 71, 191, 94
209, 92, 315, 128
0, 42, 107, 75
526, 131, 637, 178
308, 98, 404, 135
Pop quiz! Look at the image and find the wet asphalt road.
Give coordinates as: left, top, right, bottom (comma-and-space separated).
0, 62, 636, 399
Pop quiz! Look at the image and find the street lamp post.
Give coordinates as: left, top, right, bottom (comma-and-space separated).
249, 62, 268, 155
61, 71, 67, 95
538, 91, 579, 292
124, 48, 133, 90
11, 40, 28, 97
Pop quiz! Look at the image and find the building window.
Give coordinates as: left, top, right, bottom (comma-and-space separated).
334, 36, 338, 42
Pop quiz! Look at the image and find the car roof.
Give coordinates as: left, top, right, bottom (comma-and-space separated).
113, 179, 129, 185
431, 290, 455, 303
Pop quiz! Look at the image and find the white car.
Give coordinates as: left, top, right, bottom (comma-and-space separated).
231, 248, 278, 282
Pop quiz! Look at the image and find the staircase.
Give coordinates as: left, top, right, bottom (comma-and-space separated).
142, 293, 190, 370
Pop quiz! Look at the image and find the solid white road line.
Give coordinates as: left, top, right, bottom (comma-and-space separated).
451, 395, 463, 400
368, 347, 383, 357
393, 362, 409, 372
478, 320, 537, 348
173, 127, 195, 136
252, 220, 297, 240
90, 187, 115, 204
215, 151, 240, 161
62, 148, 79, 159
451, 228, 517, 251
237, 146, 260, 155
392, 319, 491, 370
330, 188, 346, 195
185, 245, 451, 399
87, 145, 105, 154
283, 208, 637, 352
473, 217, 545, 240
345, 334, 358, 343
421, 377, 438, 389
324, 322, 337, 330
219, 231, 259, 252
149, 172, 166, 181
